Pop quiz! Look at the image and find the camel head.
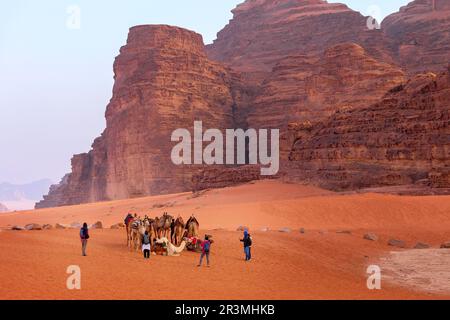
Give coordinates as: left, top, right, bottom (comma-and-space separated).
175, 216, 185, 227
163, 213, 173, 226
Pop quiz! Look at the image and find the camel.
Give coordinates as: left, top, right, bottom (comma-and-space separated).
173, 216, 185, 246
125, 213, 136, 248
185, 215, 200, 238
154, 237, 189, 256
156, 212, 173, 240
143, 216, 157, 245
126, 221, 133, 248
130, 219, 145, 252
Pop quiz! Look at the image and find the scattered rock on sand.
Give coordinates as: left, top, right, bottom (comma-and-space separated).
388, 239, 406, 248
70, 222, 82, 229
440, 242, 450, 249
260, 227, 270, 232
279, 227, 291, 233
11, 226, 25, 231
336, 230, 352, 235
237, 226, 249, 232
25, 224, 42, 231
42, 224, 53, 230
299, 228, 306, 234
363, 233, 378, 241
55, 223, 67, 229
414, 242, 430, 249
91, 221, 103, 229
110, 223, 125, 229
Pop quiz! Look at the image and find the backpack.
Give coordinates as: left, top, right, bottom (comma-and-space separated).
247, 236, 252, 247
203, 241, 210, 253
80, 227, 89, 240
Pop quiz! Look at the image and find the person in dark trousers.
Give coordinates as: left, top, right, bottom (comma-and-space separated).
142, 230, 151, 259
170, 219, 176, 243
80, 223, 90, 256
240, 230, 252, 261
197, 235, 213, 267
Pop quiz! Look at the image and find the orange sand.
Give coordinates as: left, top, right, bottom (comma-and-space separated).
0, 180, 449, 300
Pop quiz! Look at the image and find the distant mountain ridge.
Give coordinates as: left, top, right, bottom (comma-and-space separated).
0, 203, 9, 213
0, 180, 53, 210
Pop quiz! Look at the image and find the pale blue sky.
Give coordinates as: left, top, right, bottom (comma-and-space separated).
0, 0, 410, 184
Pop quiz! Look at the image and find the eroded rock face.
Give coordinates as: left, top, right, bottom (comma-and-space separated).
192, 165, 263, 192
37, 1, 450, 208
247, 43, 406, 130
382, 0, 450, 75
206, 0, 392, 82
37, 25, 248, 208
288, 69, 450, 190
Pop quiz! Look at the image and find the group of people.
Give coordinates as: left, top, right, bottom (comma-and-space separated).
78, 217, 254, 265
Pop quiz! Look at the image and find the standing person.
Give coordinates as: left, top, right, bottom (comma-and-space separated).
170, 218, 176, 243
142, 230, 151, 259
197, 235, 212, 267
240, 230, 252, 261
80, 223, 90, 256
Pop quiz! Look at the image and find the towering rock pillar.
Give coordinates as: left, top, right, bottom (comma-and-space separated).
36, 25, 245, 208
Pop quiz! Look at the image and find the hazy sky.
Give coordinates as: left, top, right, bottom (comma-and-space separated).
0, 0, 411, 184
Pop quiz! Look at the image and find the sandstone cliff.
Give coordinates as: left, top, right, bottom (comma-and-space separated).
247, 43, 406, 130
206, 0, 393, 83
382, 0, 450, 74
287, 67, 450, 190
37, 25, 248, 208
37, 1, 450, 208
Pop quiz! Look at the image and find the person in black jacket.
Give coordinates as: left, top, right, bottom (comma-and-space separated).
80, 223, 90, 256
240, 230, 252, 261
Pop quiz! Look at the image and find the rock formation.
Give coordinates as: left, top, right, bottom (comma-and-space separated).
37, 0, 450, 208
37, 25, 248, 208
206, 0, 393, 83
247, 43, 406, 130
287, 68, 450, 190
382, 0, 450, 75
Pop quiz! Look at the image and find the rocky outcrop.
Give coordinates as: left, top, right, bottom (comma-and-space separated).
206, 0, 393, 83
36, 25, 249, 208
25, 224, 43, 231
247, 43, 406, 130
38, 1, 450, 208
287, 68, 450, 190
382, 0, 450, 75
192, 165, 262, 192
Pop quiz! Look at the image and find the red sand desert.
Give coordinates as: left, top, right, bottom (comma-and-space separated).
1, 180, 450, 300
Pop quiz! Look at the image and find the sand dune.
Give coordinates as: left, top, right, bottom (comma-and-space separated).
0, 180, 450, 300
